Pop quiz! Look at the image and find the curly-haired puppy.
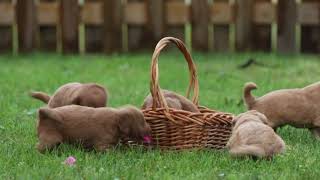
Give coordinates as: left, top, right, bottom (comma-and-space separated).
244, 82, 320, 139
30, 82, 107, 108
226, 110, 285, 159
142, 89, 199, 112
36, 105, 151, 153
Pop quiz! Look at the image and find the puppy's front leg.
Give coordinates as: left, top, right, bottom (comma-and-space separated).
310, 117, 320, 140
93, 137, 116, 152
94, 142, 113, 152
309, 128, 320, 140
37, 133, 62, 153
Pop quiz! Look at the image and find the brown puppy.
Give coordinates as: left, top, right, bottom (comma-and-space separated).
31, 82, 107, 108
243, 82, 320, 139
226, 110, 285, 159
36, 105, 151, 153
142, 89, 199, 112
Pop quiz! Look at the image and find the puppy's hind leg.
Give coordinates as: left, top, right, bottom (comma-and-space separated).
229, 145, 266, 158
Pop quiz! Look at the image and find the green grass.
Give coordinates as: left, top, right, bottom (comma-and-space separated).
0, 52, 320, 179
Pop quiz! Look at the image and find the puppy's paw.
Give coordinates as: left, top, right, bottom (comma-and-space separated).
94, 143, 112, 153
36, 143, 47, 153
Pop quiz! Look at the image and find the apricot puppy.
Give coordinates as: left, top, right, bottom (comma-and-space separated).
244, 82, 320, 139
30, 82, 107, 108
142, 89, 199, 112
226, 110, 285, 159
36, 105, 151, 153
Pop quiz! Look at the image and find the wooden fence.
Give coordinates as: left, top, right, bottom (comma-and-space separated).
0, 0, 319, 54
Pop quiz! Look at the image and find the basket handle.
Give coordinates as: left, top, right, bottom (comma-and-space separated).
150, 37, 199, 111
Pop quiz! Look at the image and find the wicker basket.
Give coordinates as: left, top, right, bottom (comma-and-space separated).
142, 37, 234, 150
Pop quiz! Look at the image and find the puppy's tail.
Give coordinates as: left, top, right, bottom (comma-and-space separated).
243, 82, 257, 109
30, 91, 51, 104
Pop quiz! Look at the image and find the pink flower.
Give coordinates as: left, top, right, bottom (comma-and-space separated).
64, 156, 76, 166
143, 135, 152, 144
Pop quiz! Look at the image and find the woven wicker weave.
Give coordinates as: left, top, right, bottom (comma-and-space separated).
142, 37, 234, 150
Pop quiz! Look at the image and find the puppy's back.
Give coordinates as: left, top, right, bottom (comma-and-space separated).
48, 83, 107, 108
142, 89, 199, 113
76, 83, 108, 107
162, 90, 199, 112
48, 83, 82, 108
54, 105, 115, 124
41, 105, 117, 139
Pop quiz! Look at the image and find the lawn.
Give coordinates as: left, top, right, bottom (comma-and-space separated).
0, 52, 319, 179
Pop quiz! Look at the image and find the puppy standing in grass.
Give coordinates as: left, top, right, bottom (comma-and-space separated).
243, 82, 320, 139
226, 110, 285, 159
30, 82, 107, 108
36, 105, 151, 153
142, 89, 200, 112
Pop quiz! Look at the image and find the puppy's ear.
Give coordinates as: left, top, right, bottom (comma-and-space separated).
248, 110, 268, 125
117, 106, 144, 136
256, 113, 269, 125
117, 107, 133, 135
30, 91, 51, 104
117, 115, 131, 135
38, 108, 62, 122
232, 112, 247, 127
231, 117, 238, 126
71, 96, 81, 106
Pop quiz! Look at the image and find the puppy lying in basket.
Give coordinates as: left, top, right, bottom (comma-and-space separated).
30, 82, 107, 108
227, 110, 285, 159
142, 89, 199, 113
36, 105, 151, 153
244, 82, 320, 139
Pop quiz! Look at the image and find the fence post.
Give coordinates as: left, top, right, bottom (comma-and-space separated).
277, 0, 297, 53
38, 0, 59, 52
83, 0, 104, 53
147, 0, 165, 47
252, 0, 272, 51
211, 0, 233, 51
164, 0, 187, 41
0, 0, 14, 53
126, 0, 147, 50
16, 0, 37, 53
191, 0, 209, 51
60, 0, 79, 53
235, 0, 253, 51
104, 0, 122, 54
300, 0, 320, 53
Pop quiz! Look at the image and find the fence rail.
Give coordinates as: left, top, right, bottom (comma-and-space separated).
0, 0, 319, 54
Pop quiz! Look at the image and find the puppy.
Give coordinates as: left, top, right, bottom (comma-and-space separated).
30, 82, 107, 108
226, 110, 285, 159
244, 82, 320, 139
36, 105, 151, 153
142, 89, 199, 113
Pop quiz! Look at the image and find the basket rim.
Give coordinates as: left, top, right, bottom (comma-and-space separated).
143, 106, 234, 126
